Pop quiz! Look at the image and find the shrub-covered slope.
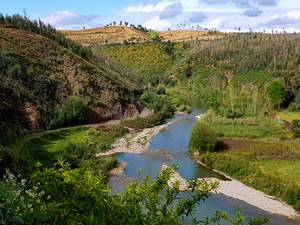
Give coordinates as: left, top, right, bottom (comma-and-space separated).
166, 33, 300, 115
0, 27, 140, 145
95, 42, 189, 85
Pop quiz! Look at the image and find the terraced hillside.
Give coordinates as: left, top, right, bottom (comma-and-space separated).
159, 30, 221, 42
0, 27, 140, 145
95, 42, 190, 85
61, 26, 149, 45
62, 26, 220, 45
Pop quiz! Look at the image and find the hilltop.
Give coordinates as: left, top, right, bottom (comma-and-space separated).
159, 30, 220, 42
0, 24, 141, 145
61, 26, 219, 45
61, 26, 149, 45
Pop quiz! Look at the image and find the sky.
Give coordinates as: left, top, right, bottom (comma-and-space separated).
1, 0, 300, 32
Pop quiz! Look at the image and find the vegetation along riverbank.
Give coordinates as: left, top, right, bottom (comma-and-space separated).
189, 110, 300, 214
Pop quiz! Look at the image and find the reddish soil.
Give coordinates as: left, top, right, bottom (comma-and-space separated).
216, 138, 259, 152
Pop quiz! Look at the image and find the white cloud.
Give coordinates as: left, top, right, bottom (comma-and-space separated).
124, 1, 171, 13
286, 10, 300, 20
259, 9, 300, 29
143, 16, 172, 30
42, 11, 99, 29
159, 2, 183, 19
206, 18, 226, 29
122, 0, 300, 31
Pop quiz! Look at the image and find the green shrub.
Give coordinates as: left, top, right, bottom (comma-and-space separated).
121, 113, 166, 130
0, 170, 46, 224
292, 120, 300, 138
267, 81, 287, 109
95, 99, 106, 107
49, 97, 88, 129
189, 121, 218, 154
177, 105, 192, 114
221, 108, 244, 119
140, 91, 174, 114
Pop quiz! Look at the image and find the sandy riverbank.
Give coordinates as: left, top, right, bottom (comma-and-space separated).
96, 122, 172, 157
161, 165, 299, 219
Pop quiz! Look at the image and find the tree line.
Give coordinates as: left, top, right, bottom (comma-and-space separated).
174, 32, 300, 115
0, 14, 92, 60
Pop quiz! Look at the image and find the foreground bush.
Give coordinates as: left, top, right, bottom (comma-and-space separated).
189, 121, 218, 154
0, 161, 268, 225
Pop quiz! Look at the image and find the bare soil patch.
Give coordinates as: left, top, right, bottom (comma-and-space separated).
216, 138, 259, 151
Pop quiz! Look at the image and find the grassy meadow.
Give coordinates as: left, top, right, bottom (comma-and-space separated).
13, 126, 126, 175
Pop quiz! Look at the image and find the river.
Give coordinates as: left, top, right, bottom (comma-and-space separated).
109, 109, 299, 225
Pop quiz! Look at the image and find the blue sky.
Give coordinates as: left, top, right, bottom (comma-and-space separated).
1, 0, 300, 31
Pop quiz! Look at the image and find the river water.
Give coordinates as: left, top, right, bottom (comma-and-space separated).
110, 109, 299, 225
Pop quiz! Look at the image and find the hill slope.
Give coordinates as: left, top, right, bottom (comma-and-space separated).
61, 26, 149, 45
159, 30, 221, 42
0, 27, 140, 145
62, 26, 220, 45
165, 33, 300, 115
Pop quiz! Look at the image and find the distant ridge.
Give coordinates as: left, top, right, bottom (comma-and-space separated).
61, 26, 221, 45
61, 26, 149, 46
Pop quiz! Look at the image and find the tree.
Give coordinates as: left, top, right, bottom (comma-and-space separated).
267, 81, 287, 109
189, 121, 218, 154
49, 97, 88, 128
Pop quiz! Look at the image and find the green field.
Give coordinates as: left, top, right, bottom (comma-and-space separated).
254, 160, 300, 186
211, 121, 289, 139
196, 114, 300, 210
13, 126, 126, 175
278, 111, 300, 122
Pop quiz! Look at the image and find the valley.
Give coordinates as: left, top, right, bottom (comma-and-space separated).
0, 13, 300, 225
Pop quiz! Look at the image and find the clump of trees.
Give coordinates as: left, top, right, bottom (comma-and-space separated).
189, 121, 218, 154
266, 81, 289, 109
49, 97, 88, 129
105, 21, 150, 33
140, 91, 174, 115
0, 14, 92, 60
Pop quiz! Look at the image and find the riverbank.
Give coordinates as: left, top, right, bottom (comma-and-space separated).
104, 110, 300, 220
161, 165, 299, 219
193, 110, 300, 212
96, 122, 172, 157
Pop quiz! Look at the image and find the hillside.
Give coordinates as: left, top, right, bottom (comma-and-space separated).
0, 27, 141, 145
165, 33, 300, 115
96, 32, 300, 116
159, 30, 221, 42
62, 26, 220, 45
61, 26, 149, 45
